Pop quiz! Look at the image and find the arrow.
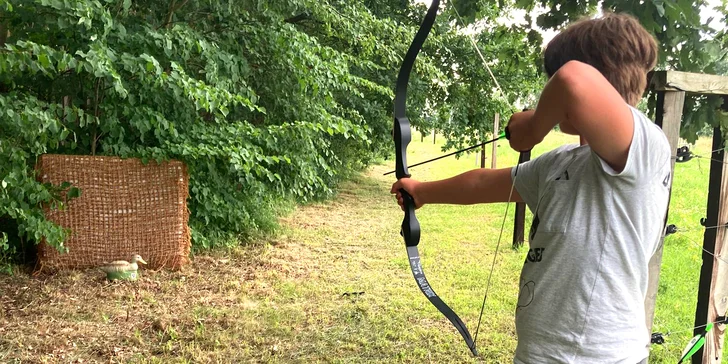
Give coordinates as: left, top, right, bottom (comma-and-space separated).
383, 132, 506, 176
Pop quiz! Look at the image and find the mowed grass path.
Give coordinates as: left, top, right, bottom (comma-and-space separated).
0, 130, 716, 363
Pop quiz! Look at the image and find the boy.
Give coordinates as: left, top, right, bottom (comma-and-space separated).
391, 13, 671, 364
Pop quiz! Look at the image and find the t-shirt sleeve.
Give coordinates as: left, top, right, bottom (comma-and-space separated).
592, 105, 671, 185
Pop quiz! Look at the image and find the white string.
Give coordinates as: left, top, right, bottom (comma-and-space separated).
449, 2, 521, 351
652, 225, 728, 357
449, 2, 517, 351
473, 166, 518, 346
451, 4, 507, 102
668, 227, 728, 266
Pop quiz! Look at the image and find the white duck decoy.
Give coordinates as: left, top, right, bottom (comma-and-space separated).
99, 254, 147, 281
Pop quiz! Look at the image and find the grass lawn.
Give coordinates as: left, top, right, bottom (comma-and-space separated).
0, 129, 718, 363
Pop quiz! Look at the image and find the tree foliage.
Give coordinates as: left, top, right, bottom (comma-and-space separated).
0, 0, 541, 265
0, 0, 401, 260
436, 1, 543, 151
514, 0, 728, 141
2, 0, 724, 267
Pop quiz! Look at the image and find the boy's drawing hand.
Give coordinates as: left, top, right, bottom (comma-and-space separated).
506, 110, 539, 152
391, 178, 423, 211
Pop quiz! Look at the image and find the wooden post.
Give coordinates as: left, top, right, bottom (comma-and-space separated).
492, 113, 499, 169
433, 131, 436, 144
694, 128, 728, 364
480, 132, 487, 168
646, 70, 728, 362
645, 91, 685, 338
512, 151, 531, 248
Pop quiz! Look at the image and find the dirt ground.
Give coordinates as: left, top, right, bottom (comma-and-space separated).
0, 244, 292, 363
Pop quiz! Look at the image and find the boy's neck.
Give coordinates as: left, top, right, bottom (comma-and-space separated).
580, 136, 587, 146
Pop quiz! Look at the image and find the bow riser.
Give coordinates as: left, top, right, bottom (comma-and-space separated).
393, 116, 420, 246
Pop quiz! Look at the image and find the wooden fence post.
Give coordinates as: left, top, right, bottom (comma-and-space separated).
694, 127, 728, 364
645, 90, 684, 340
647, 70, 728, 362
492, 113, 499, 169
480, 131, 487, 168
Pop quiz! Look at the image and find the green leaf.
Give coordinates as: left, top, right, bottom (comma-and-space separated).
38, 53, 52, 69
67, 187, 81, 199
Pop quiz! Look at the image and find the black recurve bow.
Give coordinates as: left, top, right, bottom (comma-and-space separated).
392, 0, 478, 356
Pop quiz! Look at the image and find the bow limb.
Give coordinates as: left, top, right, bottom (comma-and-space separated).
393, 0, 477, 356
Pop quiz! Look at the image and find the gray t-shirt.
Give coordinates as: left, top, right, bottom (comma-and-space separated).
511, 106, 671, 363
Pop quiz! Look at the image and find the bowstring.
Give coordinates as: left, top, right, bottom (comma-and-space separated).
669, 150, 728, 263
659, 317, 725, 337
653, 309, 728, 362
667, 226, 728, 268
473, 165, 518, 345
450, 1, 519, 351
451, 4, 507, 103
690, 155, 728, 166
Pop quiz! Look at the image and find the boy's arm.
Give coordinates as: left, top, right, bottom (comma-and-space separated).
392, 167, 523, 208
513, 60, 634, 173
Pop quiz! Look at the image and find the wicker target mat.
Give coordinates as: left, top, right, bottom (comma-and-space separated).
36, 154, 191, 271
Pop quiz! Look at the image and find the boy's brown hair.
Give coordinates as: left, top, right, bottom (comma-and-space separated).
543, 12, 658, 106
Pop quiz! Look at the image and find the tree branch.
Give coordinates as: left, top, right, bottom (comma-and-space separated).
284, 13, 311, 24
161, 0, 191, 29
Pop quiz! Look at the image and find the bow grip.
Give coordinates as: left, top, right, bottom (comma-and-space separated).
399, 189, 421, 247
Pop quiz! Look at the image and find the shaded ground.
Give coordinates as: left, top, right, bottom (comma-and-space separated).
1, 247, 277, 362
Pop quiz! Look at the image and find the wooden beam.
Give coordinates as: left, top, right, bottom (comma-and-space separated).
651, 71, 728, 95
645, 91, 685, 338
695, 128, 728, 364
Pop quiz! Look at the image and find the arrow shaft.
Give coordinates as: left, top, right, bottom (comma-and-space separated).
384, 133, 505, 176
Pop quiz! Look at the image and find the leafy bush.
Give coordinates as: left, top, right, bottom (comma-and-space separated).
0, 0, 401, 262
0, 0, 550, 269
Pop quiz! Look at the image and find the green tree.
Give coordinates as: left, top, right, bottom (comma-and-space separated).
523, 0, 728, 141
0, 0, 416, 264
